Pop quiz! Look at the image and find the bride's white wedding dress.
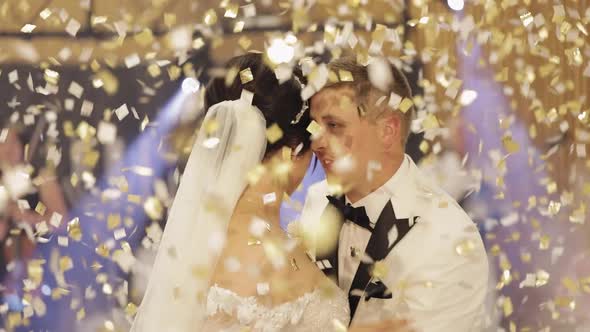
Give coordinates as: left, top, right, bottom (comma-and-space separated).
203, 282, 349, 332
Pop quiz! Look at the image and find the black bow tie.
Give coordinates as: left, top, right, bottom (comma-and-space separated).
326, 195, 372, 231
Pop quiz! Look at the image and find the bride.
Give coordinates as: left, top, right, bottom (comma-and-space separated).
130, 53, 348, 332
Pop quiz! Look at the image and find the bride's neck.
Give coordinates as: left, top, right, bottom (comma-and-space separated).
234, 177, 285, 227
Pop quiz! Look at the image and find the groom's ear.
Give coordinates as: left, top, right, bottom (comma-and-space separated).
380, 113, 402, 149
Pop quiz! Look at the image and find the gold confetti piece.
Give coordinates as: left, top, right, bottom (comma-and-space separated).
67, 218, 82, 241
58, 236, 68, 247
104, 320, 115, 331
237, 35, 252, 50
59, 256, 73, 272
32, 296, 47, 317
240, 68, 254, 84
419, 140, 430, 154
536, 270, 550, 286
224, 3, 239, 18
539, 235, 550, 250
570, 203, 586, 224
51, 288, 70, 300
114, 104, 129, 121
243, 3, 256, 17
338, 70, 354, 82
459, 90, 478, 106
95, 244, 110, 258
422, 114, 440, 130
555, 296, 575, 310
128, 195, 142, 204
44, 69, 59, 85
125, 53, 141, 68
233, 20, 245, 33
547, 200, 561, 216
203, 119, 219, 135
192, 37, 205, 50
134, 29, 154, 47
114, 228, 126, 240
562, 277, 579, 294
7, 312, 22, 327
144, 196, 164, 220
306, 120, 321, 136
263, 241, 286, 269
520, 12, 533, 27
445, 79, 463, 99
76, 307, 86, 321
97, 121, 117, 144
21, 24, 36, 33
246, 164, 266, 185
455, 238, 477, 256
163, 13, 176, 28
65, 18, 81, 37
70, 173, 80, 187
168, 65, 182, 80
40, 8, 52, 20
338, 96, 354, 111
125, 303, 138, 316
203, 9, 218, 25
27, 260, 44, 285
370, 260, 388, 279
502, 136, 520, 154
126, 166, 154, 176
203, 137, 219, 149
257, 282, 270, 295
263, 192, 277, 205
35, 202, 46, 216
398, 98, 414, 113
500, 269, 512, 286
266, 123, 283, 144
247, 238, 262, 246
107, 214, 121, 230
576, 21, 588, 36
542, 179, 557, 194
94, 70, 118, 95
35, 222, 49, 236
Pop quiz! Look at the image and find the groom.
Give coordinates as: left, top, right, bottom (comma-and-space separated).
300, 57, 489, 331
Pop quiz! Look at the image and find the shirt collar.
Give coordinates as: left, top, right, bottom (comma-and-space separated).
346, 154, 412, 223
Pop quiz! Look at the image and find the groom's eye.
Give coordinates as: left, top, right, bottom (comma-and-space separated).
327, 121, 342, 129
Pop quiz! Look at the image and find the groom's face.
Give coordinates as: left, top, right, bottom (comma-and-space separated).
310, 86, 381, 192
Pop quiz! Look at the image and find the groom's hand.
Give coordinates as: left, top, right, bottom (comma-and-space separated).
348, 319, 414, 332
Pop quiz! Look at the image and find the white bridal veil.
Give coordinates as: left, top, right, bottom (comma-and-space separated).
130, 98, 267, 332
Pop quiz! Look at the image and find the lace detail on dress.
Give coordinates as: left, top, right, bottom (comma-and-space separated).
204, 283, 349, 332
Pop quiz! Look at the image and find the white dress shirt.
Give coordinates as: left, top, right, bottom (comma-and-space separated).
338, 156, 410, 293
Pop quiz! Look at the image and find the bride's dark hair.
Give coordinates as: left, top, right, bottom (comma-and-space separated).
204, 52, 311, 158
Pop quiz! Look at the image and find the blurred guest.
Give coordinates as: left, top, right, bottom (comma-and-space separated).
0, 124, 68, 310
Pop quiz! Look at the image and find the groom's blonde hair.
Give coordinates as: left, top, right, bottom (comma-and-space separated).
323, 57, 414, 147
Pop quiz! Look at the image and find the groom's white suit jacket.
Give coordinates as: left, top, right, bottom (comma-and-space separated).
300, 155, 489, 332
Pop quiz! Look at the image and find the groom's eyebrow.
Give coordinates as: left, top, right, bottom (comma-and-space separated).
321, 114, 347, 123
